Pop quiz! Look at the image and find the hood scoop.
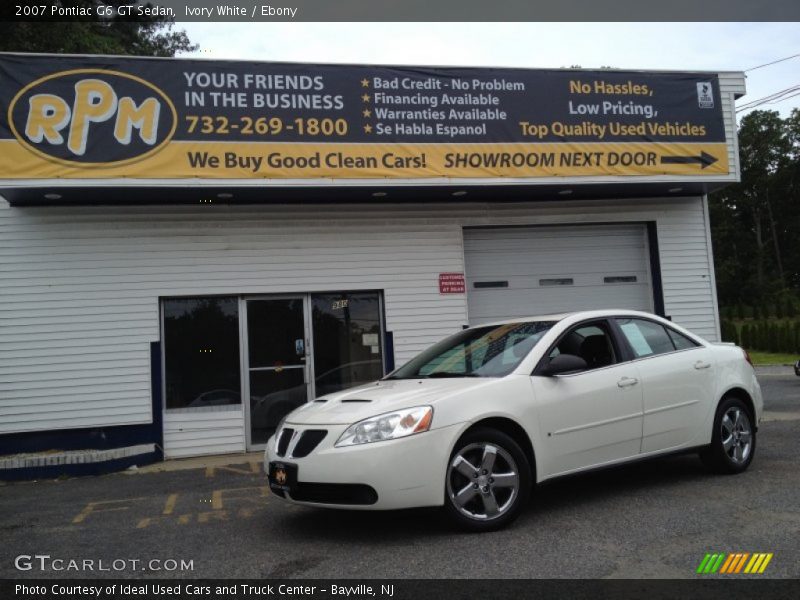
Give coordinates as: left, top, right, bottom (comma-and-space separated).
340, 398, 372, 403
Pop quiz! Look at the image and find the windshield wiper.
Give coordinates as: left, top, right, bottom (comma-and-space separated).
423, 372, 481, 378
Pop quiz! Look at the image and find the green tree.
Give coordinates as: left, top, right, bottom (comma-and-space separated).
0, 2, 196, 56
710, 109, 799, 305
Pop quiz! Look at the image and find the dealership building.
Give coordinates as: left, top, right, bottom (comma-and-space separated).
0, 53, 745, 475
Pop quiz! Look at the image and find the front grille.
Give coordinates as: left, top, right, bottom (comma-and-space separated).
292, 429, 327, 458
276, 428, 294, 457
290, 483, 378, 505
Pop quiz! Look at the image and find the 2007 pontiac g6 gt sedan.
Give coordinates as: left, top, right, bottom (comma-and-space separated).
265, 310, 762, 531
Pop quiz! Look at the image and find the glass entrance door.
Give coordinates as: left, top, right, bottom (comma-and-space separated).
311, 292, 385, 396
244, 297, 310, 448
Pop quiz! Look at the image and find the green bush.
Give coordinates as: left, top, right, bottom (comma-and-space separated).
740, 324, 750, 349
786, 299, 797, 319
720, 320, 737, 344
795, 322, 800, 353
735, 303, 745, 320
779, 324, 791, 352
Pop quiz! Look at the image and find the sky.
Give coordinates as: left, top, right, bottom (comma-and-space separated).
180, 22, 800, 120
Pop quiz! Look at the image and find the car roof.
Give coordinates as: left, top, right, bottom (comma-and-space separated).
473, 309, 663, 328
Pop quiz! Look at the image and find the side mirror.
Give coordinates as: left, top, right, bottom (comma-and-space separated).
540, 353, 588, 376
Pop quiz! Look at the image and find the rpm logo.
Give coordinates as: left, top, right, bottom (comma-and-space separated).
8, 69, 177, 166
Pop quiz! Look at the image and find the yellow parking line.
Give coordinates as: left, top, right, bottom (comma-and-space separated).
71, 498, 145, 524
163, 493, 178, 515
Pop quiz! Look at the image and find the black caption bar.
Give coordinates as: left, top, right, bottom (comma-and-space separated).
3, 579, 800, 600
4, 0, 800, 22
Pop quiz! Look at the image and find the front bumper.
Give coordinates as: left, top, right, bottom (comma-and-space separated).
264, 421, 462, 510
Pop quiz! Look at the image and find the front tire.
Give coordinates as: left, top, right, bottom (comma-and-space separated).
444, 428, 531, 532
700, 396, 756, 474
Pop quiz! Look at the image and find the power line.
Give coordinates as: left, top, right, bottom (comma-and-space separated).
745, 52, 800, 73
738, 85, 800, 109
736, 83, 800, 112
758, 90, 800, 107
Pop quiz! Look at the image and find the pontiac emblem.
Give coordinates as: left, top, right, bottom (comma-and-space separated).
275, 469, 287, 485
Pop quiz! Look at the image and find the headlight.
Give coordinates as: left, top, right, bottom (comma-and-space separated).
335, 406, 433, 447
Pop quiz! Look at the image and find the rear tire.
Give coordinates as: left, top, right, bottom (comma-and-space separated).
443, 427, 531, 532
700, 396, 756, 474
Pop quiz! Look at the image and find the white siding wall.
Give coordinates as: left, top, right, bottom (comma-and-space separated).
163, 408, 246, 459
0, 196, 718, 455
719, 72, 746, 182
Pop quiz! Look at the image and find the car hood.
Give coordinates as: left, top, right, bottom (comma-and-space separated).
283, 378, 491, 425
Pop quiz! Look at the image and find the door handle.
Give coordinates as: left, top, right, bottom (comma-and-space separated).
617, 376, 639, 388
694, 361, 711, 370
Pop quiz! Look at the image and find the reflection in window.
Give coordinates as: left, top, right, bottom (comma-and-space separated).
164, 297, 241, 410
311, 292, 384, 396
391, 321, 555, 379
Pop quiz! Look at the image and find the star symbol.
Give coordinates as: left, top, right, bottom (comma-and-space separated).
361, 78, 370, 87
362, 108, 372, 118
363, 124, 373, 133
361, 93, 371, 102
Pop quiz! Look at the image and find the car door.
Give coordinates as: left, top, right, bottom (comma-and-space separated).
613, 317, 716, 454
531, 319, 644, 477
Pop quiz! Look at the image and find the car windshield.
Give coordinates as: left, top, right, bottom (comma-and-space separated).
386, 321, 557, 379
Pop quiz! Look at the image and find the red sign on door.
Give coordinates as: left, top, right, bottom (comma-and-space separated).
439, 272, 466, 294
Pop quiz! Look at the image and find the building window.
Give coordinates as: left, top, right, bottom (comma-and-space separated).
311, 292, 384, 397
539, 278, 574, 286
163, 297, 241, 410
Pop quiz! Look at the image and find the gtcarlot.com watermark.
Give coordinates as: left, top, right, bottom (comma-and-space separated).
15, 554, 194, 573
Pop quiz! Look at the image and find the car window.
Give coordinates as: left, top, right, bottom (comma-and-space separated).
616, 318, 676, 358
548, 322, 617, 370
390, 320, 556, 379
666, 327, 700, 350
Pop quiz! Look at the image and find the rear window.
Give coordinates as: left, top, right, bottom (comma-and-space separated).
666, 327, 700, 350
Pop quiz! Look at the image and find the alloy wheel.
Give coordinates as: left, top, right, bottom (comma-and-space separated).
721, 407, 752, 464
446, 442, 520, 521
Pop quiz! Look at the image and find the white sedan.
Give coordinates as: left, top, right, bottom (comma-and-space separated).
265, 310, 762, 531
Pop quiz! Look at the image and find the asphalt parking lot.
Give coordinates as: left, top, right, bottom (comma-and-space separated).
1, 367, 798, 579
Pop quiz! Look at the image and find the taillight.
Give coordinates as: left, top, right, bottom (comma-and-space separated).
742, 348, 754, 367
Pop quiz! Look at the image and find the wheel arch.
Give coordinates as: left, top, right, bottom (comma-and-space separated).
718, 386, 757, 430
459, 417, 537, 482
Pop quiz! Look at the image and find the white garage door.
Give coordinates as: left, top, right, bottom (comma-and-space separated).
464, 224, 654, 324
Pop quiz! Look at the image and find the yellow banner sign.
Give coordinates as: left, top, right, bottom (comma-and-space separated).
0, 54, 731, 181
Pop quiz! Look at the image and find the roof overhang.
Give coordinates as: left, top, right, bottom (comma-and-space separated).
0, 179, 733, 206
